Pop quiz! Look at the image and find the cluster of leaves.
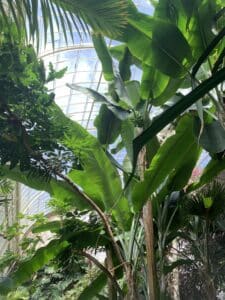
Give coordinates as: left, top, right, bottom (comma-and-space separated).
88, 0, 225, 172
0, 210, 109, 296
0, 23, 78, 176
25, 250, 87, 300
154, 182, 225, 298
0, 213, 49, 259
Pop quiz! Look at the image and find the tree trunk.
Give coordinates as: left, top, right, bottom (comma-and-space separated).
125, 263, 140, 300
139, 145, 158, 300
143, 200, 158, 300
106, 248, 117, 300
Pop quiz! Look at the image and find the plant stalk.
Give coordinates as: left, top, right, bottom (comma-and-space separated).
143, 200, 158, 300
79, 250, 123, 299
57, 172, 125, 268
139, 143, 158, 300
106, 248, 118, 300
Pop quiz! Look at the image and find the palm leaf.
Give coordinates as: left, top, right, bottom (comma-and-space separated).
184, 182, 225, 220
0, 0, 128, 47
59, 0, 129, 37
0, 179, 13, 195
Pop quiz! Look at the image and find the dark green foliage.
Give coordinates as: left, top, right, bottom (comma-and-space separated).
194, 118, 225, 154
0, 213, 108, 295
184, 182, 225, 220
151, 20, 192, 78
131, 68, 225, 178
78, 272, 107, 300
0, 179, 13, 195
0, 26, 71, 174
27, 249, 87, 300
94, 104, 121, 145
1, 1, 225, 299
132, 115, 200, 211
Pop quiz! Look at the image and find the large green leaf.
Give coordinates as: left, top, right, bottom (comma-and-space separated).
194, 119, 225, 153
78, 272, 107, 300
50, 104, 132, 229
121, 119, 135, 162
109, 44, 133, 81
0, 166, 89, 210
153, 0, 220, 64
140, 65, 184, 105
127, 11, 153, 38
151, 20, 192, 77
118, 47, 133, 81
131, 67, 225, 175
186, 0, 218, 60
125, 81, 141, 108
167, 146, 201, 191
68, 169, 131, 230
94, 104, 121, 145
67, 141, 131, 230
187, 159, 225, 192
140, 65, 169, 100
153, 77, 184, 106
0, 239, 69, 294
132, 115, 198, 212
92, 33, 114, 81
123, 25, 153, 66
110, 44, 141, 69
67, 84, 130, 120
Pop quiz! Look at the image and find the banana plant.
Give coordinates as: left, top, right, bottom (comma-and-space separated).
67, 39, 202, 300
69, 2, 225, 295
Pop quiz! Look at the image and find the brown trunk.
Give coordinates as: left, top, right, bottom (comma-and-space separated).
143, 200, 158, 300
125, 263, 140, 300
205, 275, 216, 300
138, 145, 158, 300
106, 248, 117, 300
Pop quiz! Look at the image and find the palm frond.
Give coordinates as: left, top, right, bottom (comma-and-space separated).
183, 182, 225, 220
56, 0, 129, 37
0, 0, 129, 48
0, 179, 13, 196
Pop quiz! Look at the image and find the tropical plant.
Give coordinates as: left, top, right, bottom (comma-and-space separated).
1, 0, 225, 299
67, 1, 225, 297
162, 182, 225, 299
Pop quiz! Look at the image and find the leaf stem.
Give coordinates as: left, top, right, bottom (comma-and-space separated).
78, 250, 124, 299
